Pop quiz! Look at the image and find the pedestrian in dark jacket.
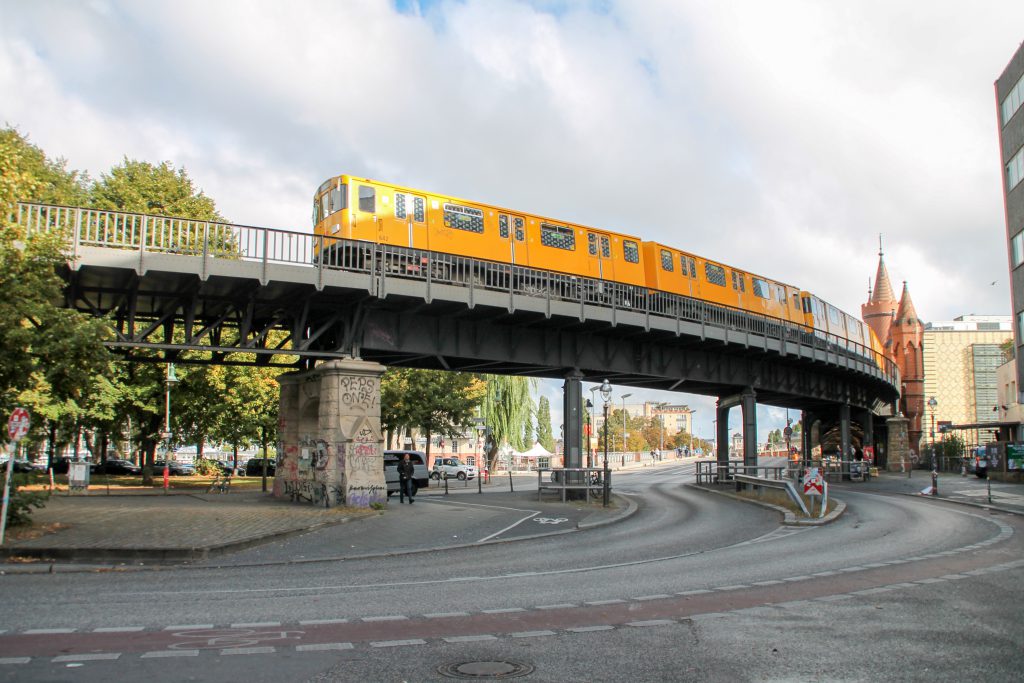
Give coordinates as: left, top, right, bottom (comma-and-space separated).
399, 454, 416, 504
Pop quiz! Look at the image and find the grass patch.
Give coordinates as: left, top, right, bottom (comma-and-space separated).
17, 474, 274, 493
734, 488, 837, 517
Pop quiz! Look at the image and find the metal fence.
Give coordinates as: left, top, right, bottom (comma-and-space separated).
14, 202, 899, 386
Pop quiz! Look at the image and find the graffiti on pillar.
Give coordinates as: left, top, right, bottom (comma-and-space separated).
346, 484, 385, 508
338, 376, 379, 411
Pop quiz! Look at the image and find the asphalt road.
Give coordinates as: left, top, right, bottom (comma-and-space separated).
1, 462, 1021, 682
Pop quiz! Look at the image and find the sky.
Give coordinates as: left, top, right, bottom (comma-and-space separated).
2, 0, 1023, 442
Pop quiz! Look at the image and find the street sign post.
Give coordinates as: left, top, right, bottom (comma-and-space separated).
1, 407, 31, 544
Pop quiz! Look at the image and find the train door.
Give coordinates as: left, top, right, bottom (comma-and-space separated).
352, 183, 383, 243
585, 230, 613, 280
498, 213, 527, 265
393, 191, 428, 249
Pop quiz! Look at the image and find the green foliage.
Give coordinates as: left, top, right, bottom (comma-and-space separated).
90, 158, 222, 220
2, 472, 49, 526
382, 369, 485, 457
481, 376, 535, 454
535, 396, 555, 452
193, 457, 223, 476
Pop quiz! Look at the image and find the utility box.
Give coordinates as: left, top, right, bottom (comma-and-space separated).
69, 461, 90, 493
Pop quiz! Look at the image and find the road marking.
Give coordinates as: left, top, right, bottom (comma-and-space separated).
53, 653, 121, 662
164, 624, 215, 631
677, 589, 713, 596
296, 643, 354, 651
567, 625, 615, 633
482, 608, 525, 614
370, 639, 426, 648
142, 650, 199, 658
626, 620, 675, 627
24, 628, 74, 634
477, 511, 541, 543
635, 594, 672, 601
585, 599, 626, 606
851, 588, 892, 595
362, 615, 408, 622
915, 578, 946, 584
222, 647, 276, 655
94, 626, 145, 633
299, 619, 349, 625
424, 612, 470, 618
231, 622, 281, 628
815, 595, 854, 602
782, 576, 812, 582
0, 658, 30, 665
752, 580, 785, 586
511, 630, 555, 638
536, 603, 576, 610
443, 635, 498, 643
716, 585, 751, 591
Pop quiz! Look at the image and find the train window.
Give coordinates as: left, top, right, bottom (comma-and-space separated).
600, 236, 610, 258
443, 203, 484, 233
828, 306, 841, 324
623, 241, 640, 263
660, 249, 674, 271
514, 217, 525, 241
541, 223, 575, 250
705, 263, 726, 286
413, 197, 425, 222
588, 233, 598, 256
358, 186, 375, 213
499, 215, 509, 239
731, 271, 746, 292
689, 258, 696, 278
752, 278, 769, 299
395, 193, 407, 219
801, 296, 812, 314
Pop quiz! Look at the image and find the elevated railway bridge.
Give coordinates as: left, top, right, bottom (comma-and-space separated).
14, 203, 902, 506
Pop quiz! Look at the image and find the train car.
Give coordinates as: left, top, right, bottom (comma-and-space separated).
313, 173, 883, 371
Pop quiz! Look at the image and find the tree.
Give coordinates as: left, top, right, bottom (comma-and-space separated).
381, 368, 485, 459
536, 396, 555, 452
481, 376, 535, 468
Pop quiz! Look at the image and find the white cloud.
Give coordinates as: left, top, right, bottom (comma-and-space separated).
2, 0, 1022, 437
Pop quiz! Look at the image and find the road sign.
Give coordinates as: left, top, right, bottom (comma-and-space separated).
803, 467, 823, 496
7, 407, 30, 441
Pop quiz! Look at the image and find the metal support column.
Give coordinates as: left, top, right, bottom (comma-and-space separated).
742, 388, 757, 470
562, 371, 584, 470
716, 400, 730, 472
801, 411, 813, 469
840, 403, 851, 478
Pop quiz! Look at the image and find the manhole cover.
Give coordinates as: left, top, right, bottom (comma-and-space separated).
438, 660, 535, 679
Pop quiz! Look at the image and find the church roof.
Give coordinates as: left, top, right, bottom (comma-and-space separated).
894, 281, 920, 326
870, 253, 897, 305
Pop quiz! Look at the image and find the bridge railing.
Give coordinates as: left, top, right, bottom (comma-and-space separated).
13, 202, 900, 386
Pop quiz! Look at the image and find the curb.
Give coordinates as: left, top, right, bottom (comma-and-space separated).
689, 483, 846, 526
0, 493, 638, 575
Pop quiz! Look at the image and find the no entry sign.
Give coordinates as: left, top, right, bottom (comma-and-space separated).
7, 407, 30, 441
803, 467, 823, 496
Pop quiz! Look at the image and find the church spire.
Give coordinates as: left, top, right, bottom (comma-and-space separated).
870, 235, 897, 305
894, 280, 920, 327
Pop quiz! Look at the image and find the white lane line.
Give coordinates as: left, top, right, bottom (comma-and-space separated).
163, 624, 214, 631
915, 578, 946, 584
299, 619, 348, 625
585, 599, 626, 606
715, 585, 751, 591
814, 595, 854, 602
24, 628, 75, 635
536, 603, 576, 610
230, 621, 281, 628
443, 635, 498, 643
511, 631, 555, 638
141, 650, 199, 658
677, 589, 713, 596
362, 615, 408, 622
476, 511, 541, 543
752, 580, 784, 586
482, 608, 525, 614
222, 647, 276, 655
625, 620, 675, 627
53, 653, 121, 662
566, 625, 615, 633
635, 594, 672, 601
297, 643, 354, 651
851, 588, 892, 596
424, 612, 471, 619
93, 626, 145, 633
0, 658, 30, 665
370, 639, 426, 648
782, 576, 812, 582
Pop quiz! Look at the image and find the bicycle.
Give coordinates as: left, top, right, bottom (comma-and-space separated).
206, 474, 232, 494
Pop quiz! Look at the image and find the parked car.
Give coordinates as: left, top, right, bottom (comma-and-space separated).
93, 459, 141, 476
383, 450, 429, 497
245, 458, 277, 477
0, 458, 40, 473
217, 461, 244, 476
49, 457, 96, 474
152, 460, 195, 476
430, 456, 477, 481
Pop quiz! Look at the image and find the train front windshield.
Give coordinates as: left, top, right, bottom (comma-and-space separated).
313, 180, 347, 227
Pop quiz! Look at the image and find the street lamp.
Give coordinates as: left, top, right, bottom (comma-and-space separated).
620, 393, 632, 460
654, 402, 667, 460
163, 363, 178, 490
600, 379, 612, 506
688, 409, 696, 458
928, 396, 938, 464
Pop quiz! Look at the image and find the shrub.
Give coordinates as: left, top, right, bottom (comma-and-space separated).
194, 457, 222, 476
2, 473, 49, 526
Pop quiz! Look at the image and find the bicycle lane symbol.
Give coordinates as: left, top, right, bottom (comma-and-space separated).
168, 628, 306, 650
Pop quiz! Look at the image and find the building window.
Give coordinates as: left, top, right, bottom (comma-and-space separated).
661, 249, 674, 271
541, 223, 575, 250
1008, 146, 1024, 191
443, 203, 484, 233
1014, 231, 1024, 267
705, 263, 726, 286
1003, 72, 1024, 125
358, 185, 375, 213
623, 240, 639, 263
1018, 311, 1024, 340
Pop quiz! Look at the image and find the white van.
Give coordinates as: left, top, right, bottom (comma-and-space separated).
383, 450, 430, 498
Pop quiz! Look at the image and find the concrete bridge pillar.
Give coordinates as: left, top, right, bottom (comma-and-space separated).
801, 411, 814, 468
741, 388, 757, 468
275, 358, 387, 508
715, 401, 730, 470
886, 415, 910, 472
562, 371, 584, 470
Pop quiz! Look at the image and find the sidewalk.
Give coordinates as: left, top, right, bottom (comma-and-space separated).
833, 469, 1024, 516
0, 476, 634, 572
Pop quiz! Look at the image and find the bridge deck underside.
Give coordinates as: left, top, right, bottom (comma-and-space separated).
62, 246, 898, 413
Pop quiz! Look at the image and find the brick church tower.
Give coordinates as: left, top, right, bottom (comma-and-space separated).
862, 240, 926, 453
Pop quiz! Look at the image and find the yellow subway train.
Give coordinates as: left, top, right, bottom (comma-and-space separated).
312, 174, 886, 367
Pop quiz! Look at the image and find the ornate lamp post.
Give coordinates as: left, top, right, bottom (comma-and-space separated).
163, 363, 178, 491
600, 379, 612, 507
